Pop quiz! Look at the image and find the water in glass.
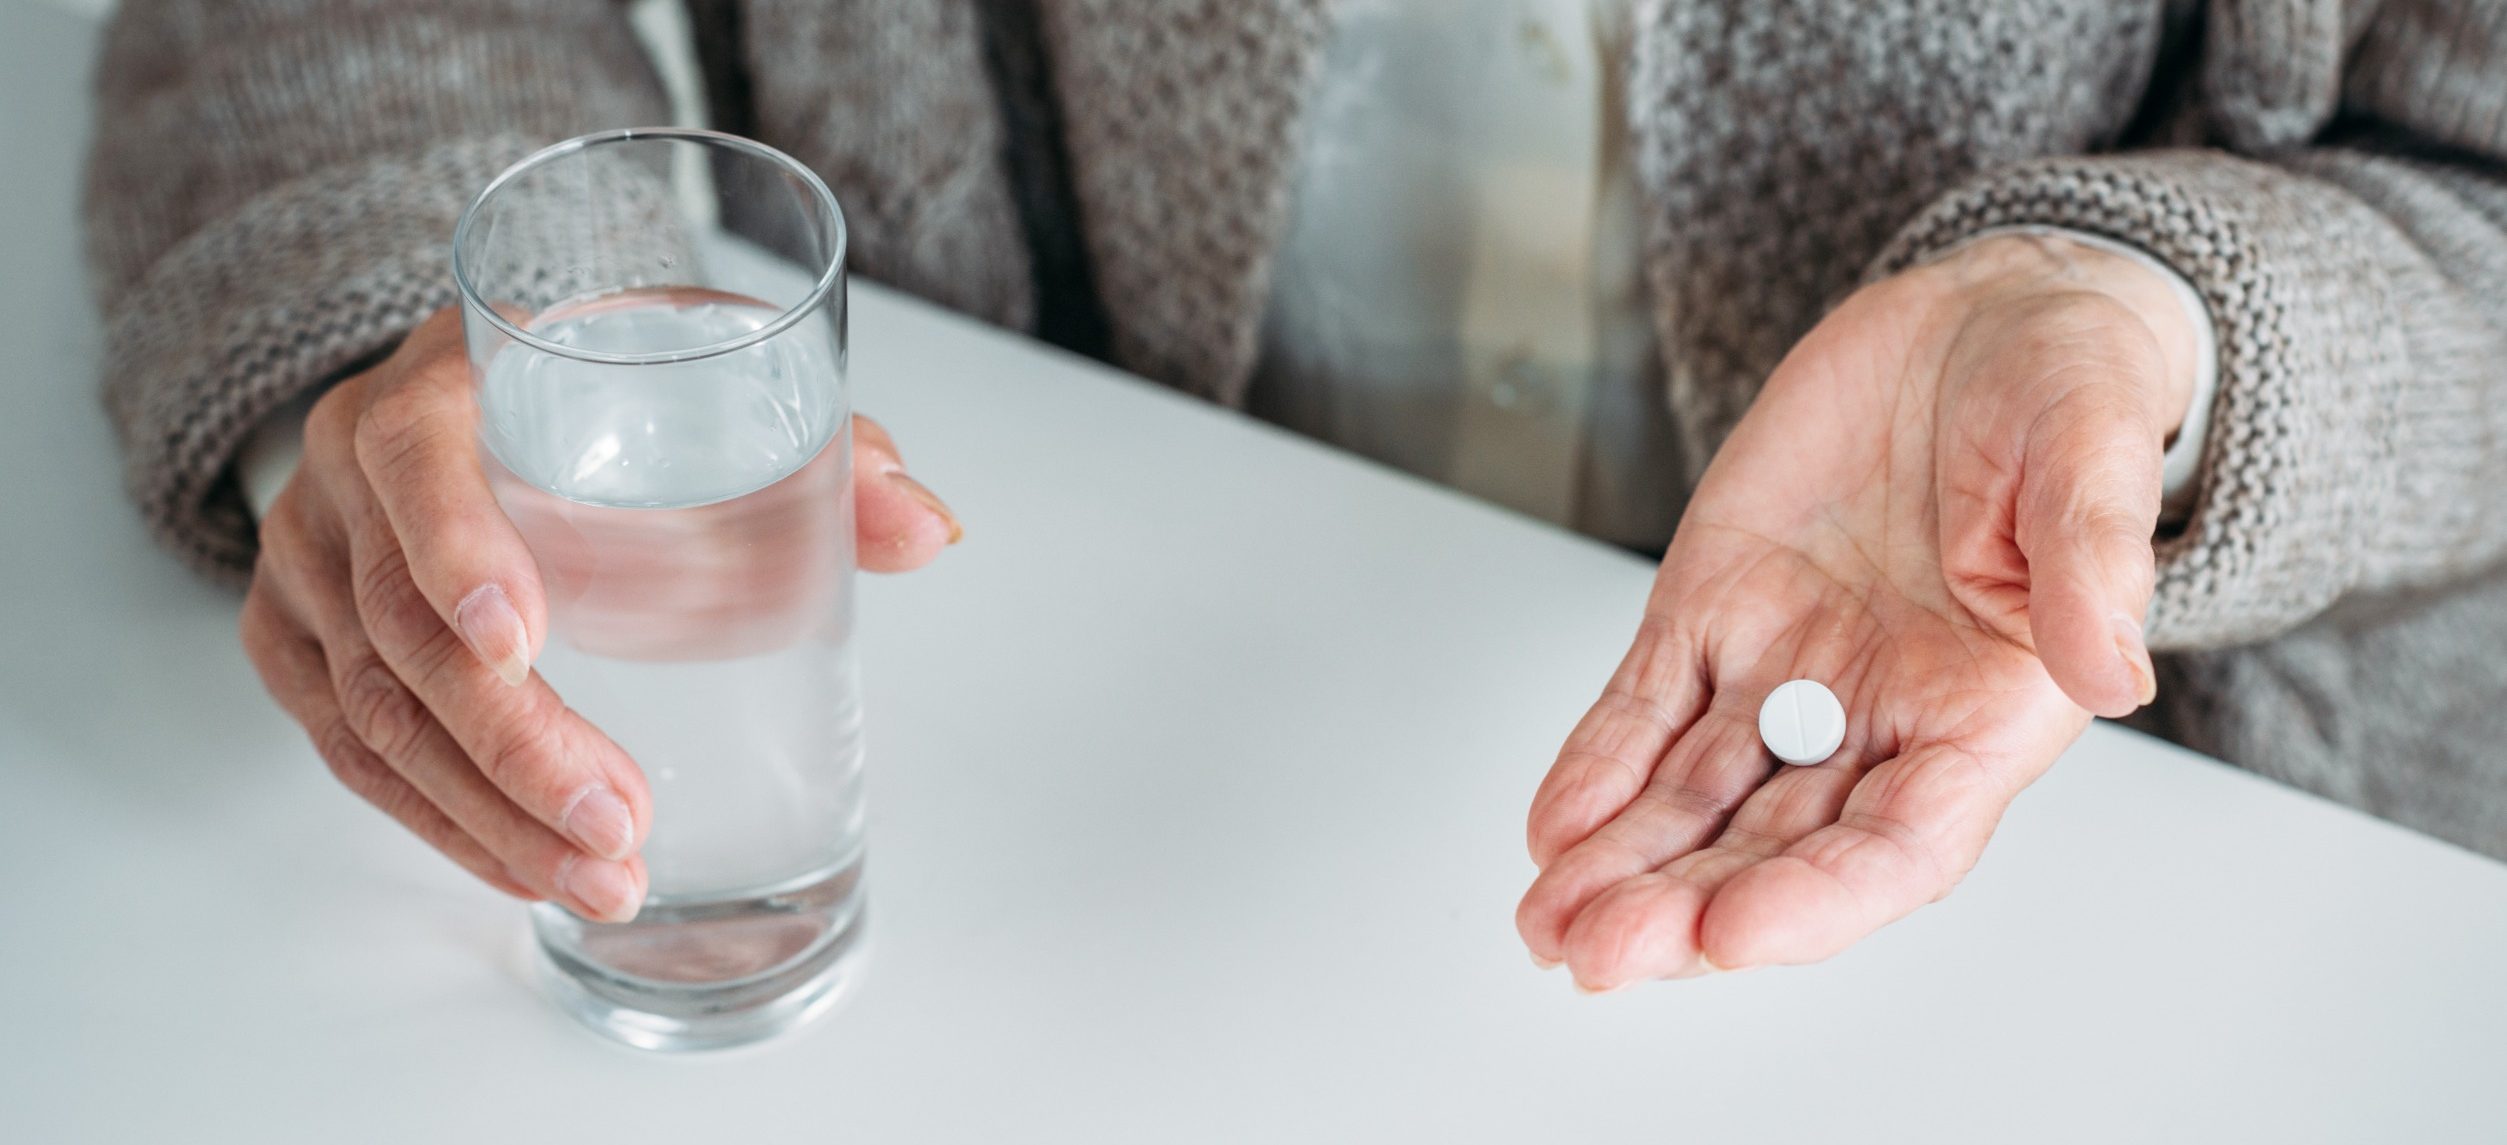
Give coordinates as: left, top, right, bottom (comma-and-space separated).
479, 286, 865, 1049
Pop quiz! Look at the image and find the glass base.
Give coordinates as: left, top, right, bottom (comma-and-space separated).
534, 861, 868, 1052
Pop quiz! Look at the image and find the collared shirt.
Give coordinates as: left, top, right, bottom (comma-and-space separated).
1253, 0, 1681, 549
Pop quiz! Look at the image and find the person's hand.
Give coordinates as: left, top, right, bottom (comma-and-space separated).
1517, 234, 2199, 988
238, 307, 957, 920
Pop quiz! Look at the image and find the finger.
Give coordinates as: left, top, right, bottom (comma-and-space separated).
1558, 761, 1865, 988
1526, 616, 1709, 867
314, 607, 645, 922
1697, 742, 2015, 969
350, 307, 546, 687
239, 584, 537, 900
339, 506, 651, 866
852, 414, 960, 573
2013, 377, 2167, 719
1515, 704, 1764, 965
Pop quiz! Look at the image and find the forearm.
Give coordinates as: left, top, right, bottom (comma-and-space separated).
86, 0, 669, 582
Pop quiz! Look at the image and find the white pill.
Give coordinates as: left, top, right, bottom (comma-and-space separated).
1758, 679, 1846, 766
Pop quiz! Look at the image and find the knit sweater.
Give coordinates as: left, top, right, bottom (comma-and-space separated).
84, 0, 2507, 858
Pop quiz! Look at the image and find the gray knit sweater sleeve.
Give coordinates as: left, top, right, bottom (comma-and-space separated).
1871, 11, 2507, 650
84, 0, 669, 583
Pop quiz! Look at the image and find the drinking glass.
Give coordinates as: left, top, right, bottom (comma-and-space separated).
452, 128, 863, 1051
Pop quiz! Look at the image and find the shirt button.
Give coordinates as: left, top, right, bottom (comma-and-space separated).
1517, 17, 1572, 85
1492, 357, 1555, 415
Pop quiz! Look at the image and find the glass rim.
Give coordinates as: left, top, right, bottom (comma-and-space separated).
450, 127, 848, 367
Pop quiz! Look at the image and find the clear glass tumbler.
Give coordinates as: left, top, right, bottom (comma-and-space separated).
451, 129, 864, 1051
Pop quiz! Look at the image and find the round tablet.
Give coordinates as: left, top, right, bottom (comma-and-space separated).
1758, 679, 1846, 766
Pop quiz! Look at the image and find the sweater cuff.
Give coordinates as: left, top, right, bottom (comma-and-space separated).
99, 134, 544, 584
1870, 151, 2408, 649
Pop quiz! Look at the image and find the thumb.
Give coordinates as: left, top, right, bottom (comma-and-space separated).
2014, 379, 2167, 719
851, 414, 961, 574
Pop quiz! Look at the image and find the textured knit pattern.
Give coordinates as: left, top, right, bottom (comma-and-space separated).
85, 0, 670, 582
1627, 0, 2164, 484
82, 0, 2507, 856
460, 153, 694, 314
2155, 567, 2507, 861
1040, 0, 1335, 404
99, 137, 546, 577
734, 0, 1034, 333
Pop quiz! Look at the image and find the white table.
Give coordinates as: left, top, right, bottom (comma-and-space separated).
6, 4, 2505, 1142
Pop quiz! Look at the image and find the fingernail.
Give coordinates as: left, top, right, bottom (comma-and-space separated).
560, 784, 636, 861
454, 584, 531, 687
887, 472, 963, 544
2111, 612, 2158, 707
558, 854, 643, 923
1531, 952, 1561, 971
1573, 979, 1626, 996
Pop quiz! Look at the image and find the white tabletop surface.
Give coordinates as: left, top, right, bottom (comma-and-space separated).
6, 4, 2505, 1142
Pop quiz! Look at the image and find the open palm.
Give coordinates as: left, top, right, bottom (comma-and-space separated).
1517, 236, 2197, 987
